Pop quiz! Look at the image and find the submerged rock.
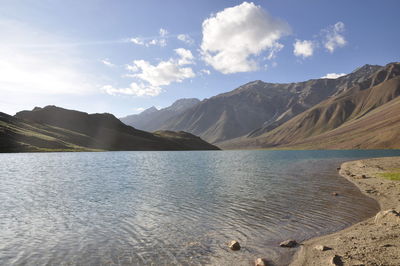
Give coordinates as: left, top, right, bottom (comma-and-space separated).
332, 192, 339, 196
228, 240, 241, 251
255, 257, 268, 266
279, 239, 297, 248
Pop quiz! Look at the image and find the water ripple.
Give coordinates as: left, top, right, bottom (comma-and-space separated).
1, 150, 398, 265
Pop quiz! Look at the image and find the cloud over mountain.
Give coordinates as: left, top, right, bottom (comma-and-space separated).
321, 72, 346, 79
200, 2, 290, 74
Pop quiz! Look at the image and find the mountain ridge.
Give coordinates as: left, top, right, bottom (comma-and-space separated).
0, 105, 219, 152
125, 63, 383, 144
120, 98, 200, 132
219, 62, 400, 149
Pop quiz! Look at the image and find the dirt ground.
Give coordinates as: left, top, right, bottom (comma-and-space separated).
290, 157, 400, 266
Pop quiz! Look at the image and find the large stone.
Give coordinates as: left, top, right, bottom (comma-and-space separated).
330, 255, 343, 265
228, 240, 241, 251
255, 257, 267, 266
279, 239, 297, 248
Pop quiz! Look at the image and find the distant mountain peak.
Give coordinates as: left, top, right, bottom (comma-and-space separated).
140, 106, 158, 115
171, 98, 199, 105
351, 63, 382, 75
168, 98, 200, 111
120, 98, 200, 131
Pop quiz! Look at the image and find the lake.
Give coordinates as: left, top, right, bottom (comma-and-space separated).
1, 150, 399, 265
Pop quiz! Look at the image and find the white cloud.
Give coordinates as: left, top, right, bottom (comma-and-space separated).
177, 34, 194, 45
125, 64, 138, 72
157, 38, 167, 47
293, 39, 314, 58
324, 21, 346, 53
321, 73, 346, 79
267, 43, 284, 60
130, 48, 195, 86
159, 28, 168, 37
133, 59, 195, 87
174, 48, 194, 65
135, 107, 146, 112
130, 37, 145, 45
109, 48, 195, 96
130, 37, 167, 47
101, 58, 115, 67
102, 83, 162, 97
129, 29, 169, 47
200, 2, 290, 74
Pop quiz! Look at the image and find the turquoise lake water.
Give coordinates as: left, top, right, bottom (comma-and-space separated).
1, 150, 399, 265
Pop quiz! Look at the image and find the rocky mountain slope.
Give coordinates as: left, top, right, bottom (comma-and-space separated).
220, 62, 400, 149
120, 98, 200, 131
0, 106, 219, 152
124, 64, 382, 144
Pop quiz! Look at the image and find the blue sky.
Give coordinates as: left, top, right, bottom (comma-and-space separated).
1, 0, 399, 117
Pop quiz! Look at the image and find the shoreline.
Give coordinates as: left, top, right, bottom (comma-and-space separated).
289, 156, 400, 265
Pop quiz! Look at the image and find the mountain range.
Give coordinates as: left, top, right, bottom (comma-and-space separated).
121, 62, 400, 149
120, 98, 200, 132
0, 106, 219, 152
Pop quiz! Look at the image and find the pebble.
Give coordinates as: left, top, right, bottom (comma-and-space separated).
279, 239, 297, 248
255, 257, 267, 266
314, 245, 330, 251
228, 240, 241, 251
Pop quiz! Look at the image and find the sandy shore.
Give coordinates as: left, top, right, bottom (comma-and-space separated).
290, 157, 400, 266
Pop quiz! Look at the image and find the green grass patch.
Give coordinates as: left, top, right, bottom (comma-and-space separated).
379, 171, 400, 181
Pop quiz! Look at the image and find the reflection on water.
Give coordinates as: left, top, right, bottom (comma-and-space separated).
0, 150, 398, 265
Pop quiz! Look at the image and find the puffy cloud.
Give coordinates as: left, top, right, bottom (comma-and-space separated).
102, 83, 162, 97
130, 48, 195, 86
109, 48, 195, 96
101, 58, 115, 67
293, 39, 314, 58
133, 59, 195, 87
177, 34, 194, 45
324, 22, 346, 53
200, 2, 290, 74
174, 48, 194, 65
321, 73, 346, 79
125, 64, 138, 72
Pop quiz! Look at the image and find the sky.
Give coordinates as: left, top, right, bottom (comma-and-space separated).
1, 0, 399, 117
